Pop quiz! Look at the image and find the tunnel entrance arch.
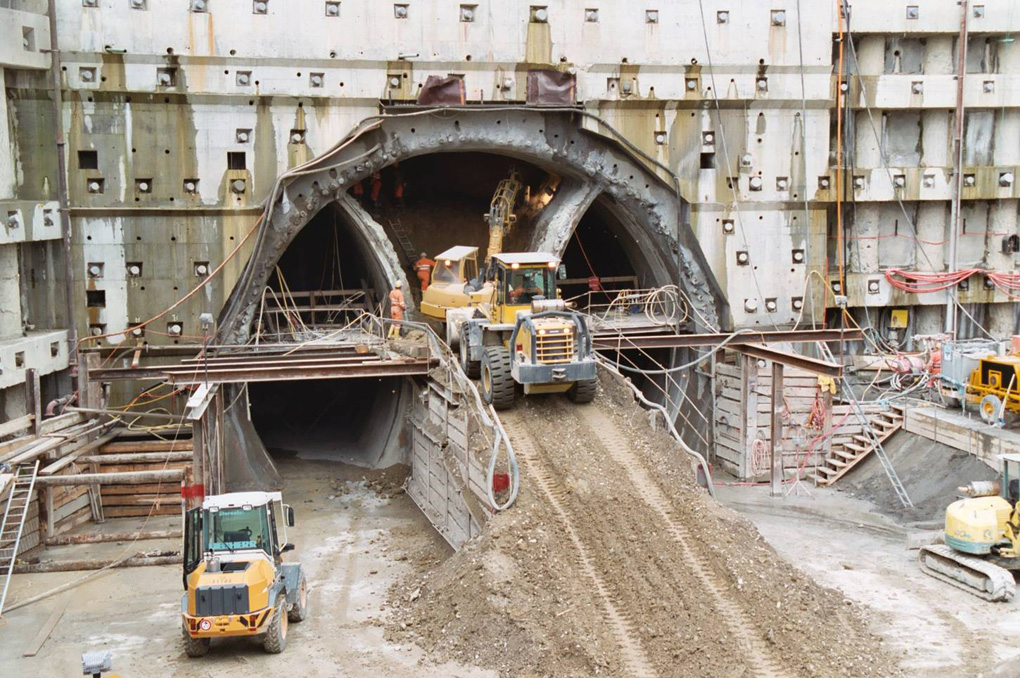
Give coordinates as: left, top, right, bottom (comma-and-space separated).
217, 109, 727, 490
219, 108, 725, 343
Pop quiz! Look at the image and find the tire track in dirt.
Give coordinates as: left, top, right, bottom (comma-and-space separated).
575, 404, 788, 678
506, 414, 658, 678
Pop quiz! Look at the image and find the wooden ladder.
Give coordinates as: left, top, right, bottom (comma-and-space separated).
0, 460, 40, 617
810, 404, 905, 487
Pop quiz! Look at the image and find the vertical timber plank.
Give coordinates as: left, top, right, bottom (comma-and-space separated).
770, 362, 784, 496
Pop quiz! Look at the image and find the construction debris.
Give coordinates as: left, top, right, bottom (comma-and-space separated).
388, 375, 899, 677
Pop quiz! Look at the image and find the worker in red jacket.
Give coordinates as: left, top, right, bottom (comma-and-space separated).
388, 280, 406, 339
414, 252, 434, 291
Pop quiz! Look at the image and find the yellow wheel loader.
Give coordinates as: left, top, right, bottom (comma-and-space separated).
918, 454, 1020, 601
180, 491, 308, 656
454, 253, 596, 410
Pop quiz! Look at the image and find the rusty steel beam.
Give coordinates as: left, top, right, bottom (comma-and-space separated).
164, 359, 435, 385
592, 327, 862, 350
728, 344, 843, 378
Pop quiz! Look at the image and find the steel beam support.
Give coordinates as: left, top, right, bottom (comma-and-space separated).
164, 360, 434, 385
592, 328, 863, 351
729, 344, 842, 378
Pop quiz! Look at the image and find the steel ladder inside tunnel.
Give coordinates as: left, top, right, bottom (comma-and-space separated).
0, 460, 39, 617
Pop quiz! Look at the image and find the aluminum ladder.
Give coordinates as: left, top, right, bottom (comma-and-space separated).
0, 460, 40, 617
817, 342, 913, 507
387, 217, 417, 265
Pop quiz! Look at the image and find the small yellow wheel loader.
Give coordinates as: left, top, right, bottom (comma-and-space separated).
180, 491, 308, 656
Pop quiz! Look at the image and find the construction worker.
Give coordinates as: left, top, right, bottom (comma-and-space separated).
512, 272, 543, 303
393, 162, 406, 205
388, 280, 406, 339
414, 252, 434, 291
369, 171, 383, 210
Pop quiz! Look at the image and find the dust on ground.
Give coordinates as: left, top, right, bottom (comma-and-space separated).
387, 373, 900, 677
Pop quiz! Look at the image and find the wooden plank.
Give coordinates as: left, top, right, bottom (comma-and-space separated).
80, 452, 193, 464
101, 484, 183, 496
99, 440, 194, 454
99, 494, 182, 507
34, 469, 185, 486
21, 600, 68, 657
0, 414, 34, 440
40, 429, 121, 475
102, 506, 180, 518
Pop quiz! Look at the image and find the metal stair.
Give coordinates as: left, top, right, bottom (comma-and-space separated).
813, 343, 913, 507
386, 216, 417, 265
0, 460, 39, 617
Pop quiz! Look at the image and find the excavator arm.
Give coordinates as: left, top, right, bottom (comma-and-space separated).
483, 169, 523, 263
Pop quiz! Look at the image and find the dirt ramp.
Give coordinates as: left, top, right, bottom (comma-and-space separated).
388, 373, 899, 677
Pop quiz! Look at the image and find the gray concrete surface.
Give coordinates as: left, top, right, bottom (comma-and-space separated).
718, 483, 1020, 676
2, 459, 492, 678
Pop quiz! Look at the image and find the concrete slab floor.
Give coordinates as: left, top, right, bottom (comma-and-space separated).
2, 459, 494, 678
717, 483, 1020, 677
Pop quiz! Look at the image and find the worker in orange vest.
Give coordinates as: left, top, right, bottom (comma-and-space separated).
388, 280, 406, 339
369, 171, 383, 209
393, 162, 406, 205
414, 252, 434, 291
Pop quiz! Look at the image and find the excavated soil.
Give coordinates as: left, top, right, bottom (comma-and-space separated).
387, 373, 900, 677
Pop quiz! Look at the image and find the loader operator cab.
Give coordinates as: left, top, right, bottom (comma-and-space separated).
488, 253, 565, 324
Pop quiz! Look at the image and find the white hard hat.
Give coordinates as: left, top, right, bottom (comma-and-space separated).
395, 280, 403, 287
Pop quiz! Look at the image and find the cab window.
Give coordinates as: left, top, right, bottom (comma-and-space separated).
463, 258, 478, 283
433, 260, 458, 284
508, 268, 554, 304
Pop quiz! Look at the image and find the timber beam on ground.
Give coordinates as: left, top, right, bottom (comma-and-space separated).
591, 327, 863, 350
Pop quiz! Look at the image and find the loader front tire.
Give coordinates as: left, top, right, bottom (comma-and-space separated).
481, 346, 515, 410
459, 326, 481, 378
567, 378, 597, 404
263, 594, 289, 654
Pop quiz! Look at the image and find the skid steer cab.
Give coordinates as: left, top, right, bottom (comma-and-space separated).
454, 253, 597, 410
181, 491, 308, 657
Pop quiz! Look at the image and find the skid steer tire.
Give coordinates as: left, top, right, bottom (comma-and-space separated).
481, 346, 515, 410
980, 394, 1003, 426
263, 594, 289, 654
288, 572, 309, 622
182, 626, 210, 658
567, 378, 597, 404
459, 326, 481, 379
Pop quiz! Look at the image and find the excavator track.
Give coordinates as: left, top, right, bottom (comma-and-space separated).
918, 543, 1016, 602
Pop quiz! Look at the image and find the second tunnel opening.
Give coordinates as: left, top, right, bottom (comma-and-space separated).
248, 377, 409, 469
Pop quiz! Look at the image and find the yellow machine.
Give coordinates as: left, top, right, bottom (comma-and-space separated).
918, 454, 1020, 601
421, 166, 523, 329
181, 491, 308, 656
966, 355, 1020, 425
419, 245, 487, 326
456, 252, 596, 410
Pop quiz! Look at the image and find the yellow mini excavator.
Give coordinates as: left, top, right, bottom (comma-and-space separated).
180, 491, 308, 655
918, 454, 1020, 601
